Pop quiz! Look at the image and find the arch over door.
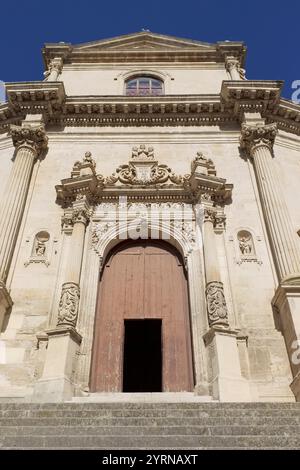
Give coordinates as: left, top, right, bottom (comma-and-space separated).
90, 240, 194, 392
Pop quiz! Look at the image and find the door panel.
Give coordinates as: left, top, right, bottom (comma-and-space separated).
90, 240, 194, 392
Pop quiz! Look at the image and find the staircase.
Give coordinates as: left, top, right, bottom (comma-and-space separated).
0, 402, 300, 449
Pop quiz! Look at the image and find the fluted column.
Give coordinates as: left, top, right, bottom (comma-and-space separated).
44, 57, 63, 82
57, 196, 90, 329
0, 123, 47, 329
241, 122, 300, 401
240, 123, 300, 282
203, 209, 229, 327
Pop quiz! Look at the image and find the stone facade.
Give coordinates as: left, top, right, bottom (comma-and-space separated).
0, 32, 300, 402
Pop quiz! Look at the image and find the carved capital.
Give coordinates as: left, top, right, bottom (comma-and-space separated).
44, 57, 63, 80
10, 124, 48, 155
206, 280, 229, 326
240, 123, 278, 156
225, 56, 240, 72
72, 195, 91, 225
204, 208, 217, 224
57, 282, 80, 328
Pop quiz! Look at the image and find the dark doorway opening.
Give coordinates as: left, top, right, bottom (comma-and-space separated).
123, 319, 162, 392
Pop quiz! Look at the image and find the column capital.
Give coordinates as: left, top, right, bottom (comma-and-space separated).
72, 195, 91, 225
44, 57, 63, 81
203, 208, 217, 223
240, 122, 277, 156
10, 124, 48, 155
225, 55, 240, 71
225, 56, 245, 80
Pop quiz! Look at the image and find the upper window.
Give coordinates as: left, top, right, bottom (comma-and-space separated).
125, 76, 164, 96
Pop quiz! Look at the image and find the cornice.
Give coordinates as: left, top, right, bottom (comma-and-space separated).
221, 80, 283, 115
6, 81, 66, 117
42, 34, 246, 68
1, 80, 300, 137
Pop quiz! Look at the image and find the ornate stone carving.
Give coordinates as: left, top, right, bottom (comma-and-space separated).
106, 146, 190, 186
71, 151, 96, 178
10, 124, 48, 154
206, 281, 229, 326
240, 123, 278, 156
191, 152, 216, 176
91, 221, 115, 247
131, 144, 154, 160
204, 209, 217, 224
57, 282, 80, 328
44, 57, 63, 80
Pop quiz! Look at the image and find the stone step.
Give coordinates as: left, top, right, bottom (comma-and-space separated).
0, 424, 300, 436
0, 402, 300, 409
0, 408, 299, 418
1, 416, 300, 426
1, 434, 300, 449
0, 402, 300, 449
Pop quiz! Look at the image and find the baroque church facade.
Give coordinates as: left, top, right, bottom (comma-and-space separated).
0, 32, 300, 403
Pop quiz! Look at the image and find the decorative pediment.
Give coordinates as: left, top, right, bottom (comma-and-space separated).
73, 32, 213, 52
55, 147, 233, 206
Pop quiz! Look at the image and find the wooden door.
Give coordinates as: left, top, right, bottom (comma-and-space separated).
90, 240, 194, 392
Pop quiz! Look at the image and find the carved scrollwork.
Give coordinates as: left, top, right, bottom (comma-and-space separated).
206, 281, 229, 326
57, 282, 80, 328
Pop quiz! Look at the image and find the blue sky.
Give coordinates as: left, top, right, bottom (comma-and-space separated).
0, 0, 299, 99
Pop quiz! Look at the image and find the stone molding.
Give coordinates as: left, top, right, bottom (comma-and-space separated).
2, 80, 300, 137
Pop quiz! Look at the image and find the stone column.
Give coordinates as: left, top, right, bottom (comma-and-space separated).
44, 57, 63, 82
34, 196, 90, 402
225, 56, 244, 80
202, 208, 251, 401
0, 122, 47, 331
241, 122, 300, 401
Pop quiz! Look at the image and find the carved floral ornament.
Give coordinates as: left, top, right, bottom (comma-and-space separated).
10, 124, 48, 154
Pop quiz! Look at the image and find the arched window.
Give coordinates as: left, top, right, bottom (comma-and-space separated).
125, 76, 164, 96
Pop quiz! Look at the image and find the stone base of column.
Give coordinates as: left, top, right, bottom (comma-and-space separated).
33, 326, 82, 402
273, 277, 300, 401
0, 281, 13, 332
203, 326, 252, 402
290, 371, 300, 402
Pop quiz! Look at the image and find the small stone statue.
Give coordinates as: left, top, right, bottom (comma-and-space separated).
35, 240, 46, 256
239, 236, 252, 255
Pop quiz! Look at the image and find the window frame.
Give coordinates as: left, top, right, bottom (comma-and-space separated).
124, 75, 164, 97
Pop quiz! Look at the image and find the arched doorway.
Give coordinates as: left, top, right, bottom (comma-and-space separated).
89, 240, 194, 392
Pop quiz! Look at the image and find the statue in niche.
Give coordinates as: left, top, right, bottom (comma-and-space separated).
237, 230, 254, 256
35, 240, 46, 256
33, 231, 50, 258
